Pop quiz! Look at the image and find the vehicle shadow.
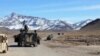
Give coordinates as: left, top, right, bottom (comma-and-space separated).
8, 45, 33, 47
0, 52, 6, 54
8, 45, 20, 47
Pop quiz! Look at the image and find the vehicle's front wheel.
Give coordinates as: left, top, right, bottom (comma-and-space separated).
2, 50, 7, 53
18, 42, 21, 46
21, 41, 25, 47
32, 43, 37, 47
2, 45, 8, 53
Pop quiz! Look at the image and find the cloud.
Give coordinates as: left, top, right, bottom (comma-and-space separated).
34, 4, 100, 13
75, 4, 100, 10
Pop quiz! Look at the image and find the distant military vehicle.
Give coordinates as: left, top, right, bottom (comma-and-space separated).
0, 34, 8, 53
14, 32, 40, 47
46, 34, 53, 40
14, 21, 40, 47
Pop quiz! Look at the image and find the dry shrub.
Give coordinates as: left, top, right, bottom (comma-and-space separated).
53, 30, 100, 45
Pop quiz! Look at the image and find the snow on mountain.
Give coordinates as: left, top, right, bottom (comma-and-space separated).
45, 20, 73, 30
0, 12, 95, 31
72, 19, 93, 30
0, 12, 73, 31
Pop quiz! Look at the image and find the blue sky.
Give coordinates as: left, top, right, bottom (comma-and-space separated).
0, 0, 100, 23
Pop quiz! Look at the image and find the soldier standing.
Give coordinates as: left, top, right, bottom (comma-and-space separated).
32, 30, 40, 44
34, 30, 37, 37
24, 24, 28, 33
32, 30, 37, 41
22, 20, 29, 33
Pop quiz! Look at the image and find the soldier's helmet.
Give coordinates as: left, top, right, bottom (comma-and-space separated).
20, 29, 23, 32
34, 30, 37, 33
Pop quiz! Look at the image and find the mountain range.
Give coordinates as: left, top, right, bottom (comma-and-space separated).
0, 12, 95, 31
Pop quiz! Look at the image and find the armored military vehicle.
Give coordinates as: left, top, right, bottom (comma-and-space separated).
14, 21, 40, 47
14, 32, 40, 47
0, 34, 8, 53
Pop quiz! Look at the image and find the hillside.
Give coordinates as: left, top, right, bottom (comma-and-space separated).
81, 19, 100, 30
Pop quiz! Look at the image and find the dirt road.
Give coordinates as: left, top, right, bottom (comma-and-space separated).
0, 41, 63, 56
1, 38, 100, 56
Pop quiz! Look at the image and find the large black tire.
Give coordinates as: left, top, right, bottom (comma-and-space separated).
2, 50, 7, 53
37, 39, 40, 45
32, 43, 37, 47
2, 44, 8, 53
21, 41, 25, 47
18, 42, 21, 46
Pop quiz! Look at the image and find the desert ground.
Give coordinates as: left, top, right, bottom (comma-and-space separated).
0, 30, 100, 56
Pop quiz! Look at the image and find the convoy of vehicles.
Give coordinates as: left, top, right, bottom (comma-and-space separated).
0, 21, 40, 54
